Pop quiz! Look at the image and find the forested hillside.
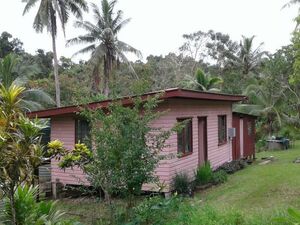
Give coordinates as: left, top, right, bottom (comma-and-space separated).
1, 0, 300, 145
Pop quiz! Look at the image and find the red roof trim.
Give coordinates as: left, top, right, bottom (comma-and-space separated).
27, 88, 246, 118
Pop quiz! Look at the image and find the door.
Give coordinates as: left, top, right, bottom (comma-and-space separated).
198, 117, 208, 166
232, 115, 241, 160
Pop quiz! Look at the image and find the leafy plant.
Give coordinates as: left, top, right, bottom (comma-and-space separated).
273, 207, 300, 224
212, 170, 228, 185
195, 162, 213, 185
172, 173, 191, 195
2, 185, 80, 225
127, 195, 180, 225
217, 160, 246, 174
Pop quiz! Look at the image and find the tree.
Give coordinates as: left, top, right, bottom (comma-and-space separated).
67, 0, 141, 96
22, 0, 88, 107
179, 31, 210, 74
0, 84, 45, 225
206, 30, 239, 70
0, 32, 24, 58
226, 36, 266, 75
183, 69, 223, 92
48, 95, 180, 204
234, 77, 285, 137
0, 54, 55, 110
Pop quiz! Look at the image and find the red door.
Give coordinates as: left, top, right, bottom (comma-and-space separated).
243, 117, 255, 158
232, 115, 240, 160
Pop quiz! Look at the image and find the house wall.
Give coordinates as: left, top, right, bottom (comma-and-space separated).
50, 99, 233, 192
145, 99, 233, 191
50, 116, 88, 185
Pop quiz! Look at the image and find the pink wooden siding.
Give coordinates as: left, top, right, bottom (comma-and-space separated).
50, 99, 233, 192
144, 99, 233, 191
50, 117, 88, 185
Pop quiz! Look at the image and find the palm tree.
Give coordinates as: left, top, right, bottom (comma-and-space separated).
234, 78, 285, 137
0, 54, 55, 111
22, 0, 88, 107
226, 36, 266, 75
184, 69, 223, 92
67, 0, 142, 96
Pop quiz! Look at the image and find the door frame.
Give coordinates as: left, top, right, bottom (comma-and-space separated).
198, 116, 208, 165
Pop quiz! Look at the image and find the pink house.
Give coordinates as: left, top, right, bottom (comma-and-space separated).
29, 88, 252, 194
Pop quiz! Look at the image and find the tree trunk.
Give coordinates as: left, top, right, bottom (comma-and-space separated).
92, 64, 101, 94
9, 185, 17, 225
51, 33, 61, 107
103, 53, 113, 97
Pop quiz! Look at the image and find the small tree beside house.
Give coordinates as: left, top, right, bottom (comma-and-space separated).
48, 95, 182, 205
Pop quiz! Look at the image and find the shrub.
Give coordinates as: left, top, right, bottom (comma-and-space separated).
212, 170, 228, 185
2, 185, 80, 225
195, 162, 213, 185
128, 195, 180, 225
217, 160, 246, 174
172, 173, 191, 194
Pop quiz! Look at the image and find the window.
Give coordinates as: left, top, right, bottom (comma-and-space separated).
177, 118, 193, 156
247, 121, 253, 136
75, 119, 91, 145
218, 115, 227, 145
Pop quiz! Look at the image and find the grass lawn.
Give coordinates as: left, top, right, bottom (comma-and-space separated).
197, 140, 300, 216
57, 141, 300, 224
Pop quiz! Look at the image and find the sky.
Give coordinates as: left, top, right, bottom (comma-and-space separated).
0, 0, 298, 62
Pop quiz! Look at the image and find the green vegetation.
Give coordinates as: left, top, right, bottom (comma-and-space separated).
199, 142, 300, 215
53, 142, 300, 224
48, 95, 180, 204
2, 0, 300, 224
0, 0, 299, 142
67, 0, 141, 95
212, 170, 228, 185
2, 185, 77, 225
172, 173, 191, 195
22, 0, 88, 106
195, 161, 213, 185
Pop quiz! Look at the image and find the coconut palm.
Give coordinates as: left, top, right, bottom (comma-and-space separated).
22, 0, 88, 107
0, 54, 55, 111
184, 69, 223, 92
67, 0, 142, 96
226, 36, 266, 75
234, 78, 285, 136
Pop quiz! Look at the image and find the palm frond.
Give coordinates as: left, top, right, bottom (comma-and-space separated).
72, 44, 96, 57
22, 0, 39, 15
23, 88, 55, 105
73, 20, 99, 33
32, 0, 50, 33
67, 35, 97, 47
117, 41, 142, 59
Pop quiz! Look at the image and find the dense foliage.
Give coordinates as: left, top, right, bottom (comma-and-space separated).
2, 185, 79, 225
1, 16, 299, 139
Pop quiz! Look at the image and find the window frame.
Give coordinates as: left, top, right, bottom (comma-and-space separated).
218, 115, 227, 145
75, 118, 91, 146
177, 117, 193, 157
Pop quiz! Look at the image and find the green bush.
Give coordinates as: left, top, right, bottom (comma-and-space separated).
217, 160, 246, 174
2, 185, 80, 225
195, 161, 213, 185
128, 195, 180, 225
212, 170, 228, 185
172, 173, 191, 194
